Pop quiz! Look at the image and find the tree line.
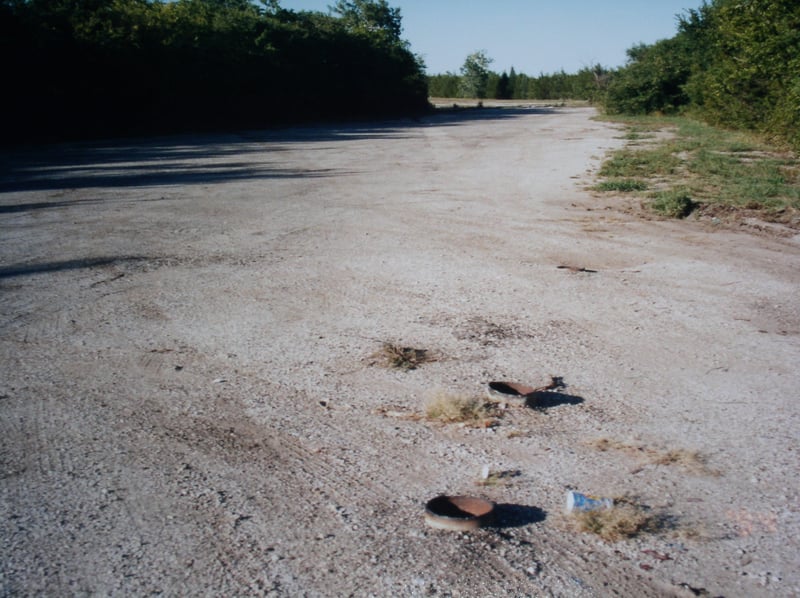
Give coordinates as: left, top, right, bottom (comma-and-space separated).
431, 1, 798, 150
603, 0, 799, 150
3, 0, 796, 148
428, 60, 610, 104
1, 0, 429, 142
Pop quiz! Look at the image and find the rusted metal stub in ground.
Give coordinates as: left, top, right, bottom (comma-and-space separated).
424, 495, 495, 531
488, 376, 565, 398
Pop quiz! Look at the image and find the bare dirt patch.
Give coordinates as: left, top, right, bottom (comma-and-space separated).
1, 107, 799, 596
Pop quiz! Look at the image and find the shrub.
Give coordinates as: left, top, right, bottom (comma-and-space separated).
650, 189, 696, 218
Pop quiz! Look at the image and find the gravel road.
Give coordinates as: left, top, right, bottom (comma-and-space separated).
1, 106, 799, 596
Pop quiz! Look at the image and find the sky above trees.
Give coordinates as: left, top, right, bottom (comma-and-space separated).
281, 0, 706, 74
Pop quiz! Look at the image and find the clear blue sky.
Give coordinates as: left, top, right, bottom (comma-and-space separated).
279, 1, 705, 75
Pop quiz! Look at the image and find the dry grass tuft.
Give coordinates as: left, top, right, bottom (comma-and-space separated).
373, 343, 435, 370
672, 520, 712, 541
651, 448, 710, 472
588, 438, 719, 475
372, 405, 422, 421
590, 438, 638, 453
476, 469, 522, 487
570, 504, 662, 542
424, 391, 499, 426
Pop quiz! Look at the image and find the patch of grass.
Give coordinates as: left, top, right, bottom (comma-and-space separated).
424, 391, 499, 426
570, 504, 662, 542
601, 114, 675, 132
595, 178, 648, 192
596, 114, 800, 225
725, 141, 761, 153
650, 188, 696, 218
623, 128, 657, 141
599, 146, 681, 178
373, 343, 434, 370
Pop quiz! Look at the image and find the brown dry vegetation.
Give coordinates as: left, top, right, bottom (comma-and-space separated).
568, 504, 664, 542
371, 342, 436, 370
423, 391, 500, 427
588, 437, 720, 476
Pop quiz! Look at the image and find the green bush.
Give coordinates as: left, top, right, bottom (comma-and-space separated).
1, 0, 430, 142
603, 38, 691, 115
601, 0, 800, 151
650, 189, 696, 218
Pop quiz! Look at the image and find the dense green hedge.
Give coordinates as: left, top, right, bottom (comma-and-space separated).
602, 0, 800, 150
1, 0, 430, 142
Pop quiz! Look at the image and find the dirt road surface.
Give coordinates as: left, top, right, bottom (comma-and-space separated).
2, 107, 799, 596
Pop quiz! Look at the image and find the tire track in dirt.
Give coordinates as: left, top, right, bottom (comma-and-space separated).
249, 410, 564, 594
121, 370, 557, 595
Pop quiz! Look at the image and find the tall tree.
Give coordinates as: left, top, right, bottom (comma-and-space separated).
507, 66, 518, 98
459, 50, 492, 98
495, 71, 511, 99
330, 0, 402, 43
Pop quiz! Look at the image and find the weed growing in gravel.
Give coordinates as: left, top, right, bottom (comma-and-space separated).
424, 391, 499, 426
373, 343, 435, 370
570, 504, 661, 542
476, 469, 521, 487
589, 438, 719, 475
650, 448, 708, 471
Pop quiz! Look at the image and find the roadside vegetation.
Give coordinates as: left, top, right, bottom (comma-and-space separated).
435, 1, 798, 156
595, 115, 800, 226
601, 0, 799, 152
1, 0, 429, 142
6, 0, 796, 164
592, 0, 799, 225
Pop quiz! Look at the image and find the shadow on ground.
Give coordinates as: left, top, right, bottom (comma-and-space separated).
0, 256, 149, 279
491, 504, 547, 528
0, 106, 558, 196
525, 391, 584, 410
